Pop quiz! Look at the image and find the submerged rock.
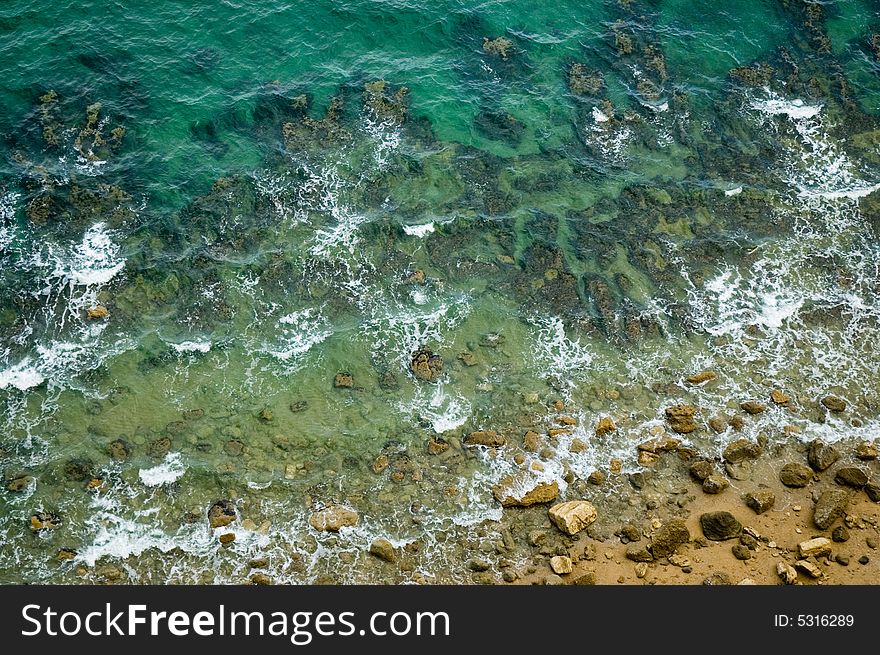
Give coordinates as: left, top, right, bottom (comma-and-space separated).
821, 395, 847, 412
493, 475, 558, 507
207, 500, 236, 529
410, 349, 443, 382
309, 505, 358, 532
779, 462, 813, 488
665, 404, 698, 434
723, 438, 762, 463
30, 512, 61, 531
482, 36, 514, 60
333, 372, 353, 388
464, 430, 505, 447
369, 538, 396, 563
739, 401, 766, 415
686, 370, 716, 385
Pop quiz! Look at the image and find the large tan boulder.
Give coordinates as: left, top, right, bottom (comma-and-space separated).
548, 500, 598, 536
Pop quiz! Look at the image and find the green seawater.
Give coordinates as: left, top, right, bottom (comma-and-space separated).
1, 0, 879, 584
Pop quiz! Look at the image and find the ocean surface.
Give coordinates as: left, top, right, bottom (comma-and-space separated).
1, 0, 879, 583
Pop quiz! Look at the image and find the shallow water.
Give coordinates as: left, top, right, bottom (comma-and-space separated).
1, 0, 880, 584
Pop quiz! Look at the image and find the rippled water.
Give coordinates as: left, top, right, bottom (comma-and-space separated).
1, 0, 880, 584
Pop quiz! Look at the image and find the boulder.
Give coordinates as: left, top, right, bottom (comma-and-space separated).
866, 482, 880, 503
686, 371, 716, 385
689, 460, 716, 482
723, 438, 762, 463
207, 500, 236, 529
625, 544, 654, 562
410, 349, 443, 382
699, 512, 742, 541
650, 519, 690, 558
333, 372, 353, 388
856, 441, 878, 460
595, 416, 616, 436
798, 537, 832, 558
779, 462, 813, 488
834, 466, 869, 488
493, 474, 558, 507
820, 395, 846, 412
637, 436, 680, 453
702, 475, 729, 494
732, 544, 752, 560
813, 489, 849, 529
548, 500, 598, 536
550, 556, 573, 575
665, 405, 698, 434
369, 538, 396, 563
744, 490, 775, 514
308, 505, 359, 532
770, 389, 791, 405
807, 439, 840, 471
464, 430, 505, 447
740, 401, 766, 415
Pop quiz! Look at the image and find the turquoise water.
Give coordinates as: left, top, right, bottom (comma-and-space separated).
1, 0, 880, 584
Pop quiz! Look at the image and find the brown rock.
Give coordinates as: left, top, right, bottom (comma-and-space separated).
410, 349, 443, 382
744, 489, 775, 514
587, 470, 606, 486
856, 441, 877, 460
779, 462, 813, 488
464, 430, 505, 447
638, 451, 660, 466
835, 466, 869, 488
86, 305, 109, 320
795, 560, 823, 579
372, 454, 390, 474
637, 436, 680, 453
651, 519, 690, 558
689, 460, 716, 482
771, 389, 791, 405
550, 555, 573, 575
808, 439, 840, 471
207, 500, 236, 529
708, 416, 728, 433
798, 537, 832, 558
219, 533, 236, 545
702, 475, 729, 494
30, 512, 61, 531
723, 438, 762, 463
523, 430, 540, 452
548, 500, 598, 536
776, 561, 797, 584
813, 489, 849, 529
427, 438, 448, 455
6, 475, 32, 492
309, 505, 359, 532
108, 438, 131, 461
333, 372, 353, 388
595, 416, 616, 436
625, 544, 653, 562
250, 573, 273, 585
557, 415, 578, 426
569, 438, 587, 454
699, 512, 742, 541
821, 395, 846, 412
665, 405, 698, 434
866, 482, 880, 503
740, 401, 766, 415
686, 371, 716, 385
493, 474, 558, 507
369, 538, 396, 563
